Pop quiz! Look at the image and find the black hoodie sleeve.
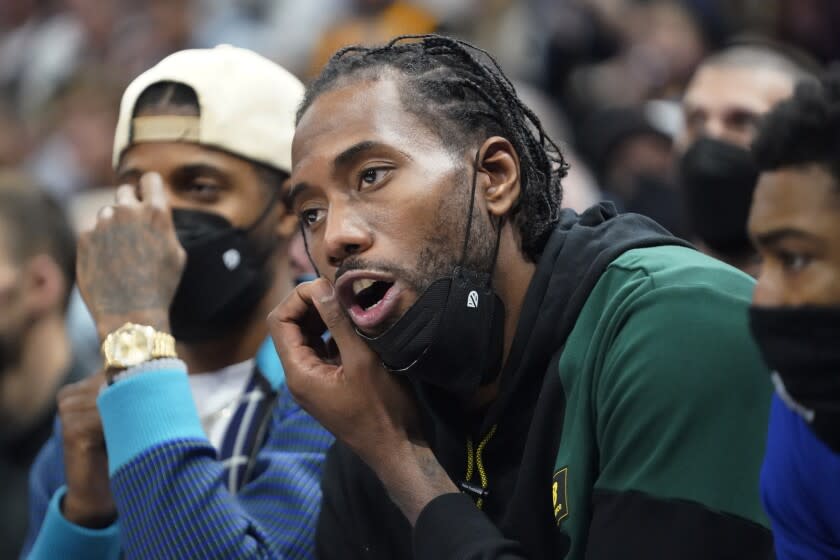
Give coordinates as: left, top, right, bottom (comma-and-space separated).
316, 443, 414, 560
414, 494, 527, 559
318, 445, 527, 560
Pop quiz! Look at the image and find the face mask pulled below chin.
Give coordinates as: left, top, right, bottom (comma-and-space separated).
680, 137, 759, 254
170, 207, 275, 342
360, 267, 505, 396
357, 154, 506, 398
749, 305, 840, 453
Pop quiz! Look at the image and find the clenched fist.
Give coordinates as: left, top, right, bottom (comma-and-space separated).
58, 371, 115, 528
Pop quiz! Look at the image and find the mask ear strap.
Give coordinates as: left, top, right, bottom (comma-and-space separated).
487, 215, 504, 287
459, 149, 483, 267
299, 221, 322, 278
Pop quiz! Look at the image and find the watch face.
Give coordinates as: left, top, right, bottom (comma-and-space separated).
112, 327, 153, 366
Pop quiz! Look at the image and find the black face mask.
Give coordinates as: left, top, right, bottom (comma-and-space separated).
680, 137, 759, 255
170, 198, 277, 342
749, 305, 840, 453
357, 155, 506, 398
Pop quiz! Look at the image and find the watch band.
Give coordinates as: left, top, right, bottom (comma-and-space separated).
151, 330, 176, 359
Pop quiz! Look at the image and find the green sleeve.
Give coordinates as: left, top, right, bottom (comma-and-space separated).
594, 277, 771, 526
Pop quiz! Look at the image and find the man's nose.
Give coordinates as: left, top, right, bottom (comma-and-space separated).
322, 203, 372, 268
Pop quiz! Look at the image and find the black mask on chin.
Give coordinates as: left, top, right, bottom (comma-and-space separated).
680, 137, 759, 255
170, 195, 278, 342
357, 153, 507, 398
749, 305, 840, 453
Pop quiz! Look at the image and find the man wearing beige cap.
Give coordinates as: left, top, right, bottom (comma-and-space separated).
21, 45, 332, 559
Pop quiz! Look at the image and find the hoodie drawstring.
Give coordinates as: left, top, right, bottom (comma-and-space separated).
461, 424, 498, 509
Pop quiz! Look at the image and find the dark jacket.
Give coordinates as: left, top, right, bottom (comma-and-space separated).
317, 204, 773, 559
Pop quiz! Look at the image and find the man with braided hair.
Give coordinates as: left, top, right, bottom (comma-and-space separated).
271, 35, 773, 559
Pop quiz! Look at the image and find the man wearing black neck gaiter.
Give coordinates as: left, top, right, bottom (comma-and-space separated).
748, 71, 840, 560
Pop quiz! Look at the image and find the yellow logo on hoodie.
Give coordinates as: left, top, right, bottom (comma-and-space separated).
552, 467, 569, 525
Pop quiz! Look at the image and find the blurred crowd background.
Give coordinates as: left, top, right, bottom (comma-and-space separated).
0, 0, 838, 374
1, 0, 839, 229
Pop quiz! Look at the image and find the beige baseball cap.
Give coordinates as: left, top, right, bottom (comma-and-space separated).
113, 44, 304, 174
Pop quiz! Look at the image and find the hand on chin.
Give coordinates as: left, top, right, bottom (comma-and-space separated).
268, 278, 422, 466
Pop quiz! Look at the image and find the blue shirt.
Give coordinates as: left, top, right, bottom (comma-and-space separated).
762, 394, 840, 559
22, 339, 333, 559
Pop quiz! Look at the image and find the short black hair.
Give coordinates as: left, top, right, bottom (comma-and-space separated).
298, 34, 568, 262
132, 81, 290, 190
0, 178, 76, 310
752, 70, 840, 183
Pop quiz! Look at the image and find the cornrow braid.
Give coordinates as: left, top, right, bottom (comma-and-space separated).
298, 34, 568, 261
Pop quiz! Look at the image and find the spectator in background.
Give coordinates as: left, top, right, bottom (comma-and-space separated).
579, 105, 686, 237
22, 45, 332, 559
0, 174, 83, 559
307, 0, 437, 77
748, 71, 840, 560
197, 0, 349, 77
677, 42, 816, 276
0, 101, 32, 167
26, 69, 120, 201
547, 0, 706, 126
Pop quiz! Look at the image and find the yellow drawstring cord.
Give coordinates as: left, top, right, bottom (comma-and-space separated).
464, 424, 498, 509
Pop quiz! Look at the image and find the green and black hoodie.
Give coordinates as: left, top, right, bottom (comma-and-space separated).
317, 204, 773, 559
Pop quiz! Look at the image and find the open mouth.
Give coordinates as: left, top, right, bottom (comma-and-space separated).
352, 279, 394, 311
337, 273, 402, 333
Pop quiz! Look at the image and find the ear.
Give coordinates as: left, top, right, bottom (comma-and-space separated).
477, 136, 520, 219
21, 254, 66, 317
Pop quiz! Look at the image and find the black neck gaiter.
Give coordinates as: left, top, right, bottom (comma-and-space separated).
680, 137, 759, 255
749, 305, 840, 453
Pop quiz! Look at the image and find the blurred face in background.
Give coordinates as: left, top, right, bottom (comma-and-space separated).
0, 225, 25, 377
749, 164, 840, 307
677, 61, 797, 275
678, 64, 795, 152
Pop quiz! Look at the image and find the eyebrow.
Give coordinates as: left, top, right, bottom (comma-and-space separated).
118, 163, 228, 182
753, 227, 822, 248
116, 166, 143, 182
171, 163, 228, 181
287, 140, 412, 208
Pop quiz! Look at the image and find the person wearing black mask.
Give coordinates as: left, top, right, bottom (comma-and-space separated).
678, 43, 816, 276
0, 178, 82, 559
748, 71, 840, 560
21, 46, 332, 559
272, 35, 774, 559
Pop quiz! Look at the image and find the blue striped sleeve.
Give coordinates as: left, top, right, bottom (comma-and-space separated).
25, 486, 120, 559
104, 381, 333, 558
97, 366, 206, 475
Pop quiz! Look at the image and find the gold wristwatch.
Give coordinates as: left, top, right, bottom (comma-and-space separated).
101, 322, 177, 370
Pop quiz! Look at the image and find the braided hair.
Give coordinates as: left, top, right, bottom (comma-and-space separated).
298, 34, 568, 262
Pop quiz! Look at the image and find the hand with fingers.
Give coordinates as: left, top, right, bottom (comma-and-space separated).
76, 172, 186, 342
58, 371, 116, 528
268, 278, 458, 524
